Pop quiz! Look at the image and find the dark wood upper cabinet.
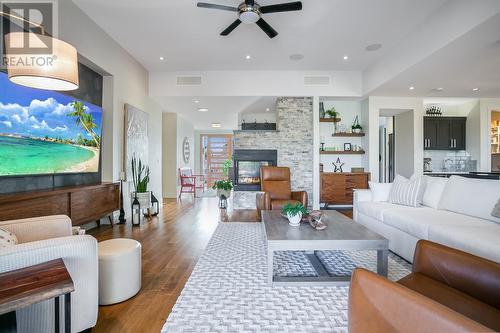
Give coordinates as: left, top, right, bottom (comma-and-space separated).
424, 117, 466, 151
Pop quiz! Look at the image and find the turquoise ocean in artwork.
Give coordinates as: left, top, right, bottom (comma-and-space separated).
0, 136, 95, 175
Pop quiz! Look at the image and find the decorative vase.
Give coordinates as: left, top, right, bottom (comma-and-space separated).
287, 212, 302, 227
353, 128, 361, 134
216, 189, 231, 199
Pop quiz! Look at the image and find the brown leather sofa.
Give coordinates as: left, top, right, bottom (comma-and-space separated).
256, 166, 307, 212
349, 240, 500, 333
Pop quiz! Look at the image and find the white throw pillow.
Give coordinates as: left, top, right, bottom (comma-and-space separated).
0, 228, 18, 247
368, 181, 393, 202
422, 176, 448, 209
439, 176, 500, 224
389, 174, 424, 207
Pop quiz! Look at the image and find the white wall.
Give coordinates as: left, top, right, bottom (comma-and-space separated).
479, 99, 500, 171
394, 110, 415, 178
177, 115, 195, 171
367, 97, 424, 181
465, 101, 481, 163
59, 0, 164, 214
162, 113, 177, 198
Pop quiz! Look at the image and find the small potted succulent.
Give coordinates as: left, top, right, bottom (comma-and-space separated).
351, 115, 363, 133
281, 203, 308, 227
212, 179, 233, 199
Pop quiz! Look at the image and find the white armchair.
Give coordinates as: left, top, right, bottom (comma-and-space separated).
0, 215, 98, 333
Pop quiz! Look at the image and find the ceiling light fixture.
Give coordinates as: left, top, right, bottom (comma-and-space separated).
266, 108, 270, 111
2, 12, 79, 91
289, 53, 304, 61
472, 88, 479, 92
211, 122, 221, 128
159, 56, 165, 61
197, 107, 209, 112
436, 87, 444, 91
343, 55, 349, 60
193, 100, 200, 104
409, 86, 415, 90
245, 54, 251, 60
365, 43, 382, 52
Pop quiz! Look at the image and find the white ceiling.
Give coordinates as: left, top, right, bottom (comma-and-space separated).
157, 96, 277, 130
72, 0, 446, 71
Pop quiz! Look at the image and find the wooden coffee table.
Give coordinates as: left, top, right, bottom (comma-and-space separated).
262, 210, 389, 286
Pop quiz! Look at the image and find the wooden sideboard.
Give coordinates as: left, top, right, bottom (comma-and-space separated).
320, 172, 370, 205
0, 183, 120, 225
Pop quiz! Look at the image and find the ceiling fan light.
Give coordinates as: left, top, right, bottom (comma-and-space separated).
4, 32, 79, 91
239, 10, 260, 24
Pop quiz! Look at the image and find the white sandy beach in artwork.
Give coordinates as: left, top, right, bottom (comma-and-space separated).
62, 146, 100, 173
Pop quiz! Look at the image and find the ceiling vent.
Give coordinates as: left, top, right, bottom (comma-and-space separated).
176, 76, 202, 85
303, 75, 330, 86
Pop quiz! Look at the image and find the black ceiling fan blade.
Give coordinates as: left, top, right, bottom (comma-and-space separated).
245, 0, 255, 5
255, 18, 278, 38
260, 1, 302, 14
197, 2, 238, 12
220, 19, 242, 36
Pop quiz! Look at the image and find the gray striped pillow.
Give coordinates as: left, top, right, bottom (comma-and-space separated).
389, 175, 424, 207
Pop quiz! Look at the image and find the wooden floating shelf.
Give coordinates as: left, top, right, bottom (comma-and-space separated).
332, 132, 365, 137
320, 150, 366, 155
319, 118, 341, 123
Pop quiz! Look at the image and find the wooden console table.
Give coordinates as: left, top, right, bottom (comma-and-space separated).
0, 183, 119, 225
0, 259, 74, 333
321, 172, 370, 205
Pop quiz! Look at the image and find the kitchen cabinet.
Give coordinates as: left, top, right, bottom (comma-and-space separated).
424, 117, 466, 150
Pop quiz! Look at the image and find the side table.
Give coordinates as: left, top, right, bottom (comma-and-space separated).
0, 259, 74, 333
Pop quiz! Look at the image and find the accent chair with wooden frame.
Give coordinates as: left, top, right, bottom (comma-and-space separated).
178, 167, 204, 198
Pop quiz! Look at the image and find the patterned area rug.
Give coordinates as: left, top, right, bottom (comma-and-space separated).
162, 223, 411, 333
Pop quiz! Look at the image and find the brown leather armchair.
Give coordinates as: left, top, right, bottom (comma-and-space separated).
256, 166, 307, 213
349, 240, 500, 333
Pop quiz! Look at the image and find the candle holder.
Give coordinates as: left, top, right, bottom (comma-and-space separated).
118, 171, 126, 224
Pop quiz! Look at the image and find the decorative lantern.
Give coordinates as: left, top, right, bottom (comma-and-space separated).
118, 171, 126, 224
131, 196, 141, 226
219, 194, 228, 209
150, 193, 159, 217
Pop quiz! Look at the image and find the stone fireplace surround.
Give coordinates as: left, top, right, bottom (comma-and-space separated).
232, 97, 313, 209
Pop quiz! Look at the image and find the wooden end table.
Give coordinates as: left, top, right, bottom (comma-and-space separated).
0, 259, 74, 333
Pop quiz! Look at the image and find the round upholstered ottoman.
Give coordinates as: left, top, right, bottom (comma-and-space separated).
98, 238, 141, 305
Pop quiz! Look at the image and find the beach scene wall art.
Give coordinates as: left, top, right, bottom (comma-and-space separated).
0, 71, 103, 176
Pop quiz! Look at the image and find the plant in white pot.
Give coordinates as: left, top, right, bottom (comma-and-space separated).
281, 203, 308, 227
131, 155, 151, 213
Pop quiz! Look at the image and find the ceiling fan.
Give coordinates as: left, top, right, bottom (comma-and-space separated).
197, 0, 302, 38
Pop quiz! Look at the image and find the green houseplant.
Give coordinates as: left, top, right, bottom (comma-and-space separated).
131, 155, 151, 208
351, 115, 363, 133
326, 107, 338, 120
281, 203, 308, 226
212, 179, 233, 199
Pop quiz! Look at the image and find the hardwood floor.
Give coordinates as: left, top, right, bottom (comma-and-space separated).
89, 197, 352, 332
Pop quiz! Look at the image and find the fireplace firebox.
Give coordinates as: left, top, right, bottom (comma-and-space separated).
233, 149, 277, 191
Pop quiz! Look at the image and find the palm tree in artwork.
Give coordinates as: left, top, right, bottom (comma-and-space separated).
68, 101, 100, 147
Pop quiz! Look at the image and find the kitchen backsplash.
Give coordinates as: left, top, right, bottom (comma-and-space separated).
424, 150, 477, 172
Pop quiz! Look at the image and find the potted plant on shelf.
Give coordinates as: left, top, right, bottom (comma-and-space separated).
281, 203, 308, 227
352, 115, 363, 133
212, 179, 233, 199
131, 155, 151, 209
326, 107, 338, 120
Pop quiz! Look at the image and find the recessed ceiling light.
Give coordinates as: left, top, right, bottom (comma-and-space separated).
193, 100, 200, 104
266, 108, 270, 111
472, 88, 479, 92
159, 56, 165, 61
289, 53, 304, 61
409, 86, 415, 90
343, 55, 349, 60
365, 43, 382, 52
197, 107, 209, 112
211, 122, 221, 128
245, 55, 251, 60
431, 87, 444, 92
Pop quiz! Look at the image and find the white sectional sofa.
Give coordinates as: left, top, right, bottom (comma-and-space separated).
353, 175, 500, 263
